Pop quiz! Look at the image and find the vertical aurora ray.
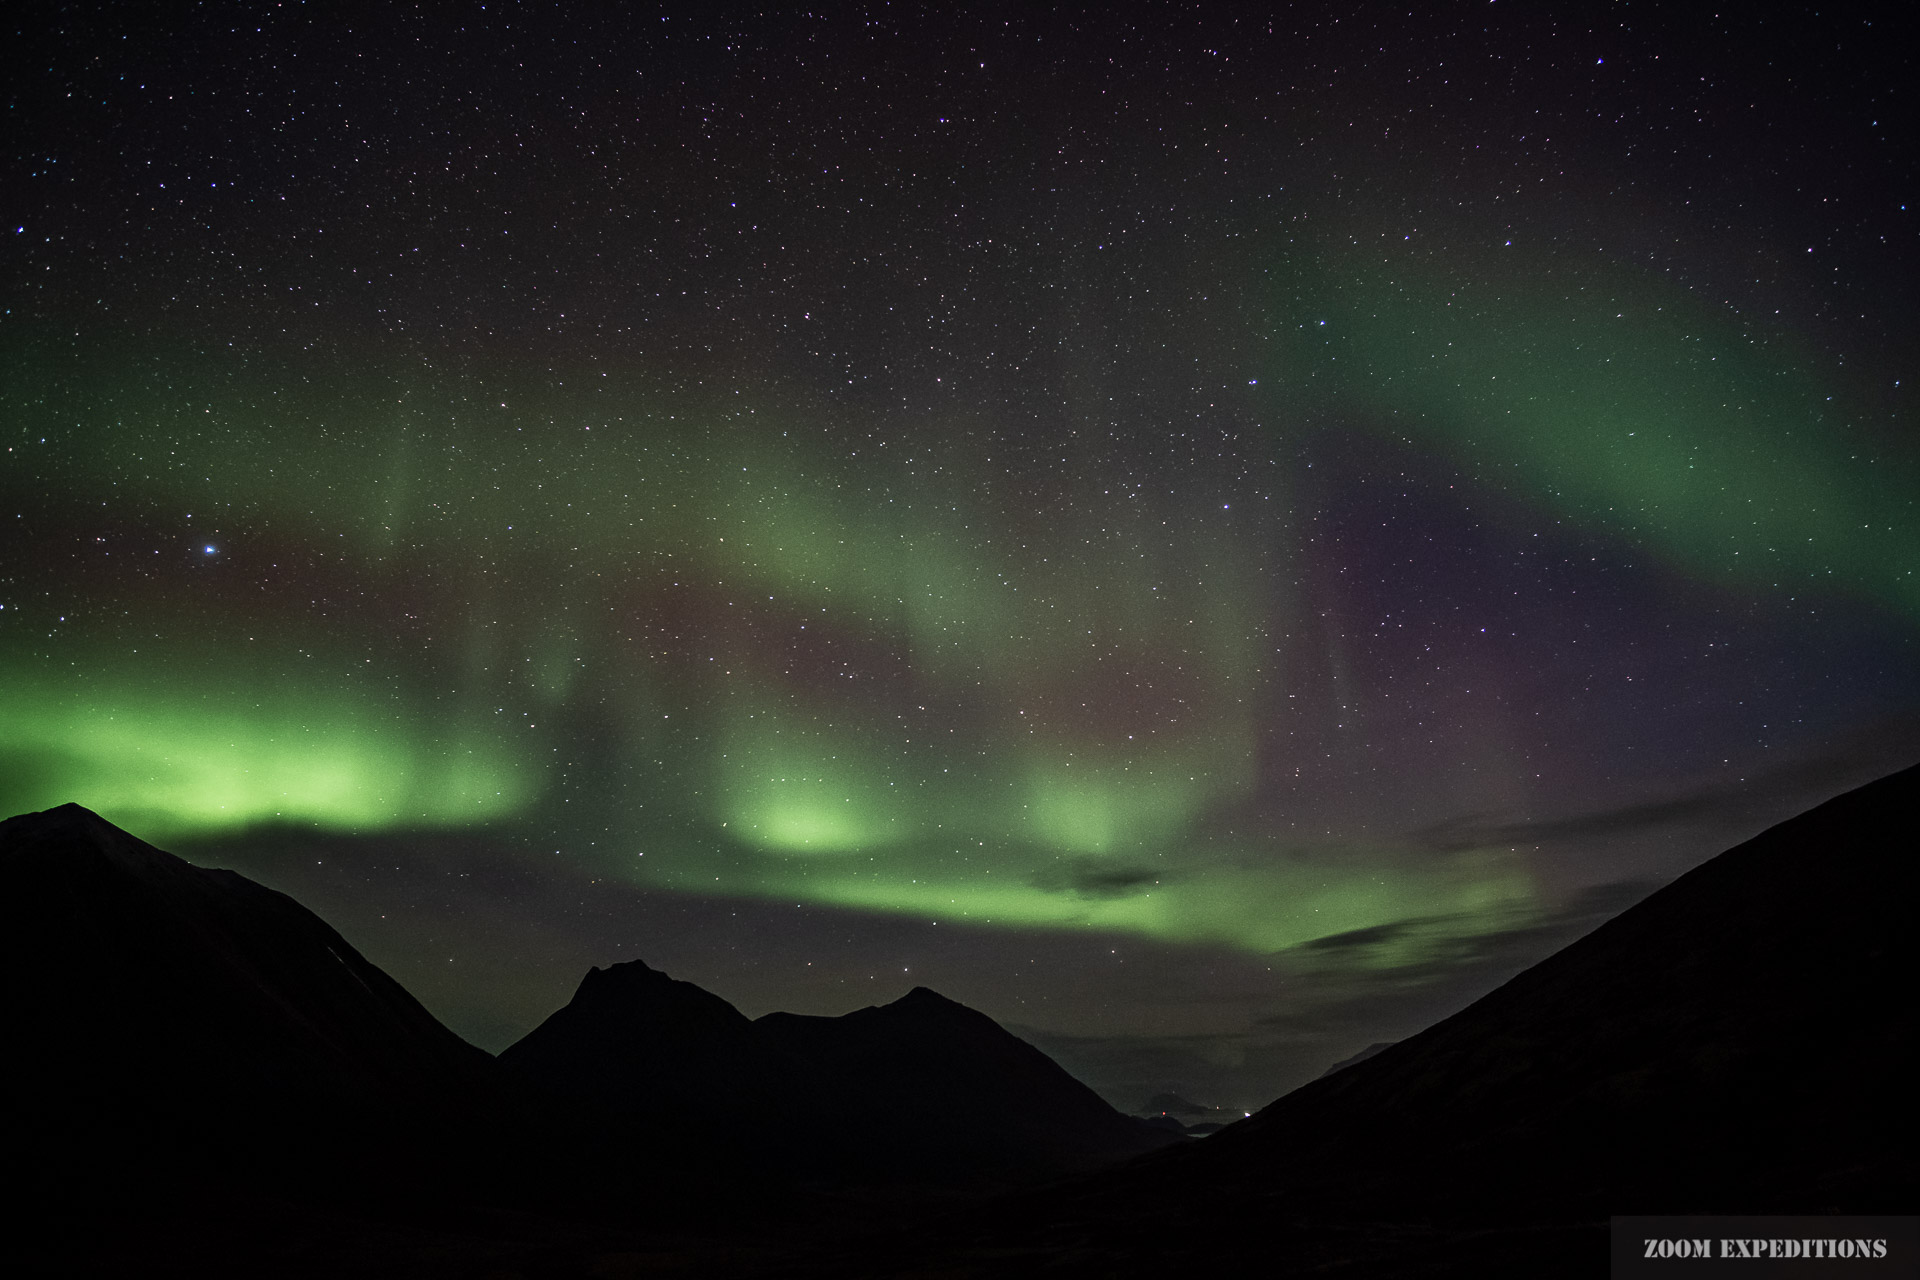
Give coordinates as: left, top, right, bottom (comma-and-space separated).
2, 327, 1538, 957
50, 181, 1920, 967
7, 0, 1918, 1113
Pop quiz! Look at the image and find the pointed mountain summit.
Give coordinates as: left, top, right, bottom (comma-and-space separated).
872, 761, 1920, 1275
1, 803, 498, 1200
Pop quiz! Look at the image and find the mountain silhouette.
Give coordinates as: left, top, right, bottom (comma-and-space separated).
501, 962, 1174, 1188
20, 759, 1912, 1277
757, 985, 1175, 1181
0, 803, 501, 1207
496, 957, 817, 1194
2, 800, 1166, 1221
2, 804, 1169, 1274
829, 760, 1919, 1276
1135, 1092, 1211, 1118
1132, 1092, 1244, 1135
500, 957, 775, 1111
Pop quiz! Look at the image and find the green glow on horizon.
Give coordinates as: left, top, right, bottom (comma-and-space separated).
1019, 731, 1252, 856
718, 706, 917, 853
10, 284, 1880, 962
0, 331, 1534, 960
700, 838, 1537, 955
1, 656, 536, 839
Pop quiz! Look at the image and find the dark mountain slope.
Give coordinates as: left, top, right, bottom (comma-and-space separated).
827, 761, 1919, 1276
1196, 758, 1917, 1216
0, 803, 501, 1201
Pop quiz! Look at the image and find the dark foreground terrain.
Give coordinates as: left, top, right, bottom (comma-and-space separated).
4, 763, 1914, 1277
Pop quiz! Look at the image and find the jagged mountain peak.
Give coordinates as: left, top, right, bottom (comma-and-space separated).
563, 957, 752, 1023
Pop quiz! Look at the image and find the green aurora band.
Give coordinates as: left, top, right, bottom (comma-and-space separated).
1273, 237, 1920, 617
3, 239, 1907, 957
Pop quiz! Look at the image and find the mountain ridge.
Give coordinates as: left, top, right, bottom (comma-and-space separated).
502, 956, 1176, 1188
10, 762, 1915, 1276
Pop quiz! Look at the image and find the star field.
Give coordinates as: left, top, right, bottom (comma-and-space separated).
4, 2, 1916, 1107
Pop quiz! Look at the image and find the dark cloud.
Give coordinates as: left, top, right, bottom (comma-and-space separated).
1016, 878, 1670, 1111
1305, 880, 1654, 975
1411, 718, 1920, 854
1245, 882, 1656, 1051
1416, 796, 1736, 854
1303, 920, 1416, 952
1030, 858, 1167, 900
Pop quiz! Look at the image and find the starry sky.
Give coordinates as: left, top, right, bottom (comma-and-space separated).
5, 2, 1918, 1110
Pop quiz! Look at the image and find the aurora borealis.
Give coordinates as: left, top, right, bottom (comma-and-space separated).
6, 3, 1918, 1107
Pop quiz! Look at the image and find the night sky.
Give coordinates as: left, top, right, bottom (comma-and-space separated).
6, 2, 1918, 1110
